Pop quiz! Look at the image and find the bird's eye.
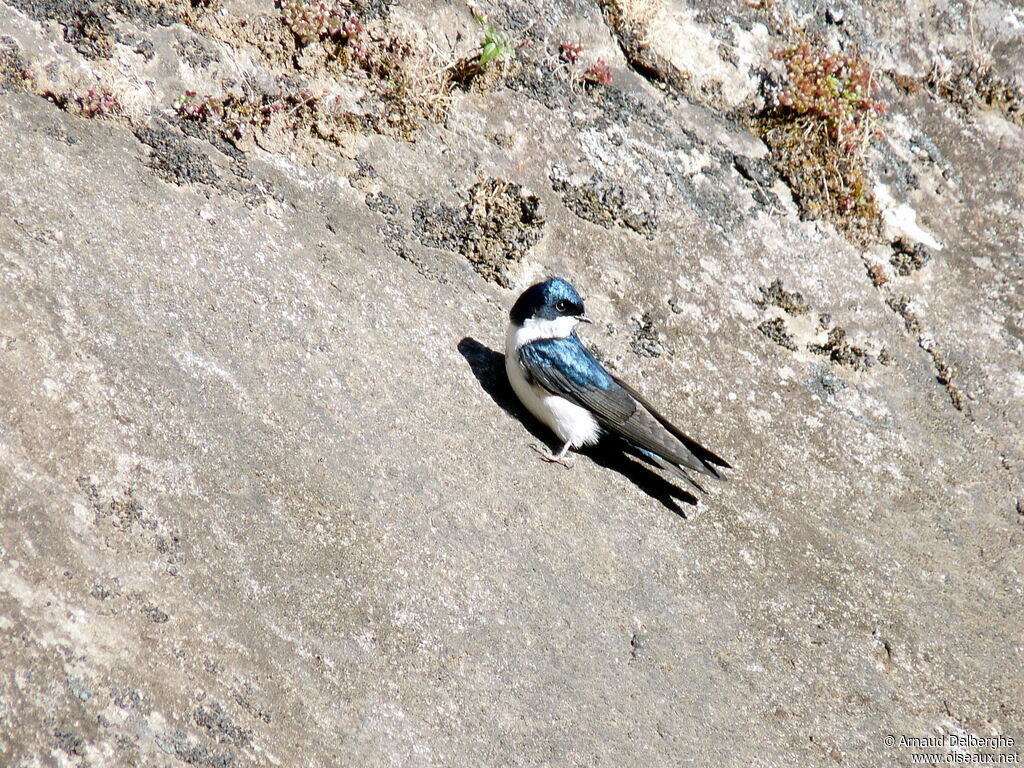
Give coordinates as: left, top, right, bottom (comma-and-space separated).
555, 300, 570, 313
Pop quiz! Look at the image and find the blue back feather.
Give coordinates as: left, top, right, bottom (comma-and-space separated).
519, 334, 614, 390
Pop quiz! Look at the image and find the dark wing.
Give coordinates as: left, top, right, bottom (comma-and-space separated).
518, 336, 634, 423
519, 336, 728, 481
613, 376, 732, 475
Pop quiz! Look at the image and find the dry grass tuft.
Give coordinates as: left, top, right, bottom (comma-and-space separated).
926, 57, 1024, 126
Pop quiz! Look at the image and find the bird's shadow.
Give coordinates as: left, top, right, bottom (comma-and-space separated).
457, 337, 697, 517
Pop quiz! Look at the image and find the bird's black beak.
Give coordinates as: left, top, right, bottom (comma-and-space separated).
577, 314, 593, 324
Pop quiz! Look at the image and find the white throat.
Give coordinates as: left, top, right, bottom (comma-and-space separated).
507, 316, 580, 349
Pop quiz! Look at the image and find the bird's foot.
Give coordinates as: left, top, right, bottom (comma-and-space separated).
530, 443, 576, 469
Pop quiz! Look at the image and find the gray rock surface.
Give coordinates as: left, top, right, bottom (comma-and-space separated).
0, 0, 1022, 765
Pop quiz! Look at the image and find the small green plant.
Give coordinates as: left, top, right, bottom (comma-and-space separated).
477, 16, 512, 69
755, 40, 888, 240
449, 13, 516, 88
772, 43, 886, 152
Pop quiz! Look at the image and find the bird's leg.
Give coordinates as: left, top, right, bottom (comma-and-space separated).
530, 441, 576, 469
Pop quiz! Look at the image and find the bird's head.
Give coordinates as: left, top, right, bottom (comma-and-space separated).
509, 278, 592, 339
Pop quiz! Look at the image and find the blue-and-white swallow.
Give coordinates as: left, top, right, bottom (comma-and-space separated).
505, 277, 730, 490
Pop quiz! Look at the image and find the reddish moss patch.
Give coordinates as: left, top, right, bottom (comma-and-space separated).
754, 40, 887, 242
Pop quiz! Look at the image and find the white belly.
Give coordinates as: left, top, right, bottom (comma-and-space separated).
505, 324, 601, 448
